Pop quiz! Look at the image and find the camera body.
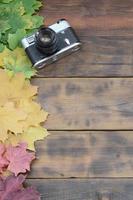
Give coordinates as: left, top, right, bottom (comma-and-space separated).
21, 19, 81, 69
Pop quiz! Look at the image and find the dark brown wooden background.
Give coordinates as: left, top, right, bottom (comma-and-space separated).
27, 0, 133, 199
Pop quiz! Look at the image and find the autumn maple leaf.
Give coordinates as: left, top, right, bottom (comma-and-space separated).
0, 144, 9, 173
5, 143, 35, 176
0, 102, 27, 142
7, 126, 49, 151
0, 174, 40, 200
0, 69, 37, 106
0, 70, 48, 143
18, 99, 48, 129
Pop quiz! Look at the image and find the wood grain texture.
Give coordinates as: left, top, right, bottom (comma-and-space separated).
26, 179, 133, 200
29, 131, 133, 178
36, 0, 133, 77
33, 78, 133, 130
37, 64, 133, 78
29, 1, 133, 198
40, 0, 133, 36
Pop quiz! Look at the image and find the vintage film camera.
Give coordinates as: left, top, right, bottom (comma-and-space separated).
21, 19, 81, 69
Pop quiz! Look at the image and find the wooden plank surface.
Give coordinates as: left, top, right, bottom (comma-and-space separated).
33, 78, 133, 130
36, 0, 133, 77
41, 0, 133, 36
26, 179, 133, 200
29, 131, 133, 178
29, 0, 133, 198
37, 64, 133, 78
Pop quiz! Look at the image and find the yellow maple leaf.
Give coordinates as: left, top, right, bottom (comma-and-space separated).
0, 102, 27, 142
0, 48, 9, 67
18, 99, 48, 129
0, 70, 49, 145
6, 132, 19, 147
0, 69, 37, 106
0, 99, 48, 142
6, 126, 49, 151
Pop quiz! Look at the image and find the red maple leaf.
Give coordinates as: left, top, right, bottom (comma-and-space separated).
0, 175, 40, 200
5, 143, 35, 176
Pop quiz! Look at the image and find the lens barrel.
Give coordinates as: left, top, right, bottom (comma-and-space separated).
35, 27, 58, 55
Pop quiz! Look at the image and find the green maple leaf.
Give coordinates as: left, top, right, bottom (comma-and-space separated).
0, 0, 44, 78
0, 0, 13, 3
8, 29, 26, 50
0, 33, 4, 52
0, 0, 43, 36
21, 0, 42, 14
0, 20, 10, 34
23, 14, 44, 29
8, 13, 27, 33
11, 1, 25, 16
0, 1, 25, 16
33, 1, 43, 10
0, 43, 4, 52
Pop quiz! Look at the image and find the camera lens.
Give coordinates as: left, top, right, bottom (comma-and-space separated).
35, 27, 58, 55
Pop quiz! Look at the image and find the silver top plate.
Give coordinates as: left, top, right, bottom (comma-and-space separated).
49, 20, 70, 33
21, 20, 71, 49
